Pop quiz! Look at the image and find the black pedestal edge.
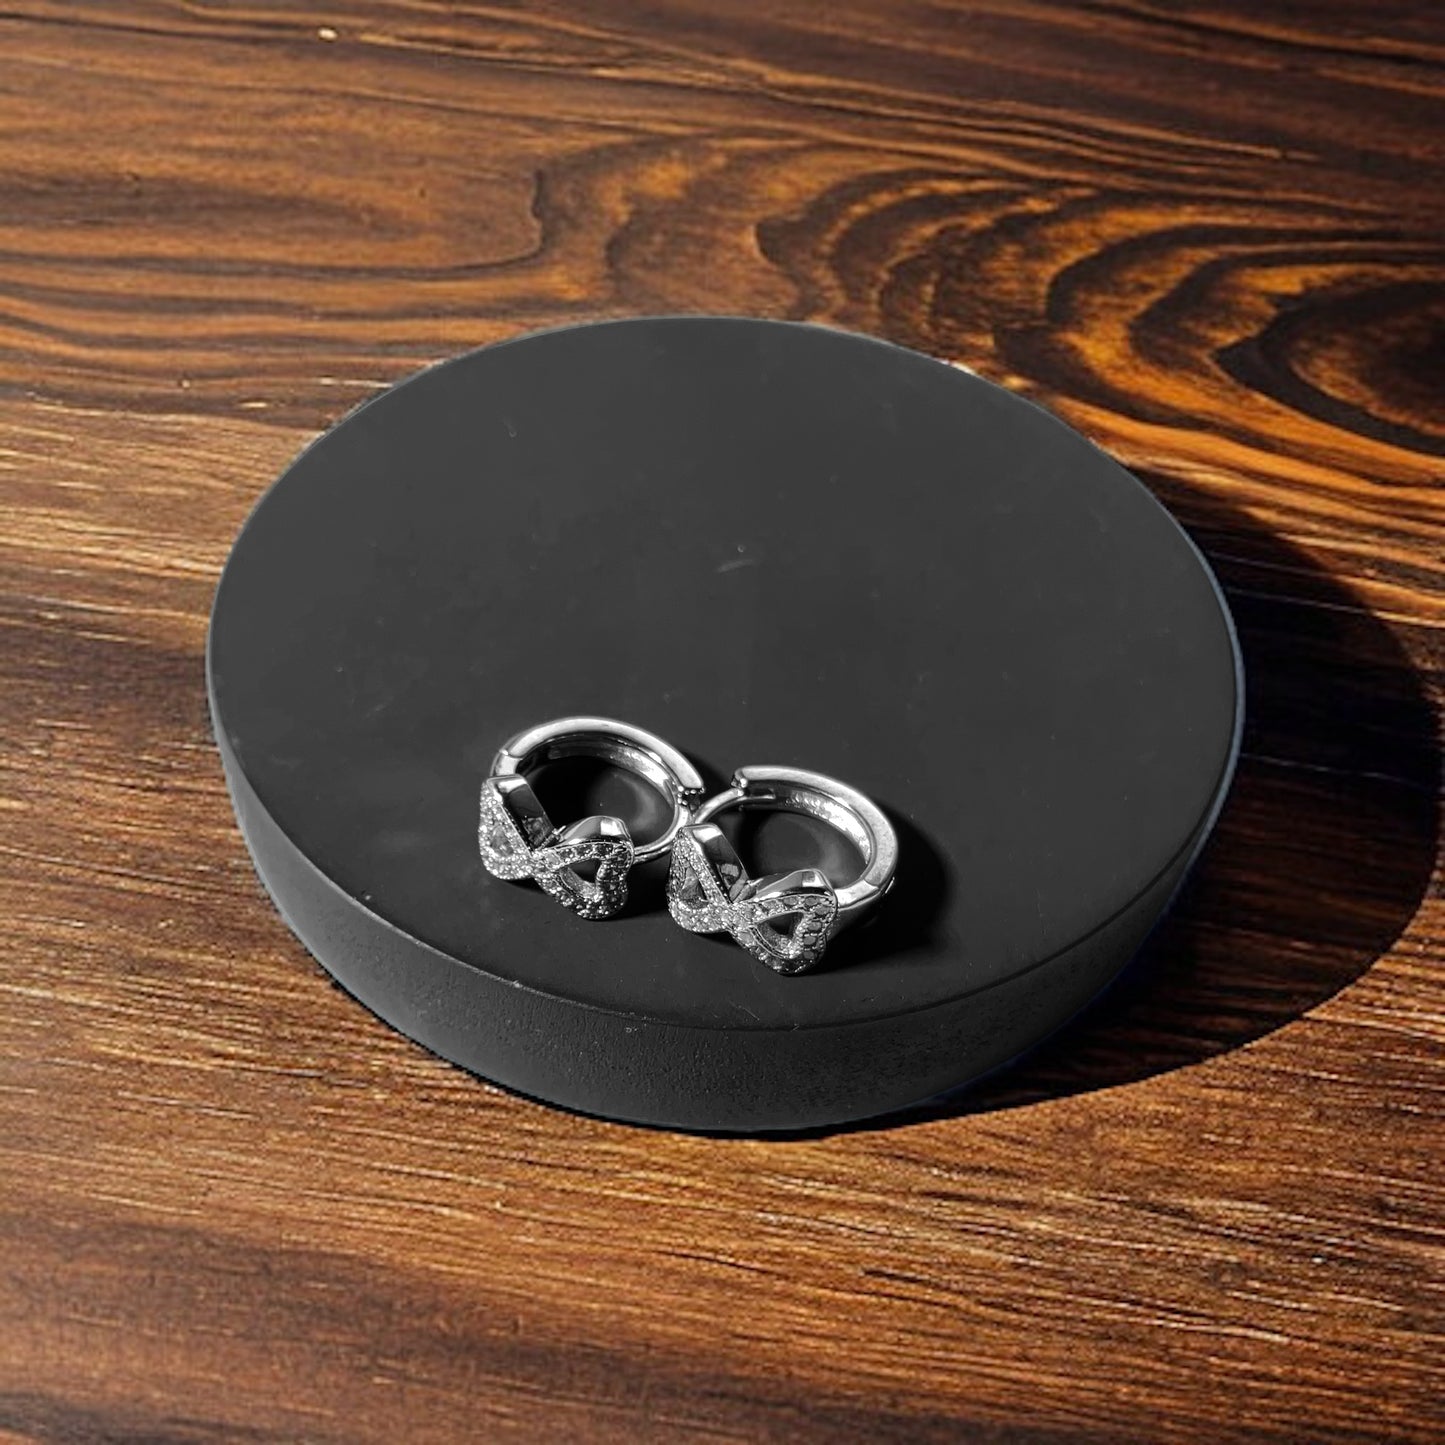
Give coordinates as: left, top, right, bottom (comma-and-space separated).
209, 707, 1237, 1134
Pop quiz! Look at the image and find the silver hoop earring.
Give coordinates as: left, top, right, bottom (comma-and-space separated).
479, 716, 703, 920
667, 765, 898, 973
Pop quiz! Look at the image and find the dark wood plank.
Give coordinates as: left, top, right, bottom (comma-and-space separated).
0, 4, 1441, 1440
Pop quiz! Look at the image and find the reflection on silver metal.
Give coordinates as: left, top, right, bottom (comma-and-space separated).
668, 765, 899, 973
479, 716, 704, 920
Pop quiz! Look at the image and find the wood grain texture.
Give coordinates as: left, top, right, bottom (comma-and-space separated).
1, 3, 1441, 1440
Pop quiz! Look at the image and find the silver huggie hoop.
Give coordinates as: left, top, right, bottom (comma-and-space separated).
479, 716, 704, 920
667, 765, 899, 973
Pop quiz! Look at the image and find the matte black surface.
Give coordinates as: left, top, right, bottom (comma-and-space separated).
207, 317, 1242, 1130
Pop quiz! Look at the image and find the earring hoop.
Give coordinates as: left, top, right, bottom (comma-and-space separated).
668, 765, 898, 973
480, 716, 703, 919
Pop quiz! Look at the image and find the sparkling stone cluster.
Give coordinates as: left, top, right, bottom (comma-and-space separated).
479, 777, 633, 920
734, 891, 836, 974
668, 828, 839, 973
478, 779, 536, 880
531, 832, 632, 920
667, 833, 736, 935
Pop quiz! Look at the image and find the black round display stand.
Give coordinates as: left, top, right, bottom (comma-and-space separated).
207, 317, 1242, 1133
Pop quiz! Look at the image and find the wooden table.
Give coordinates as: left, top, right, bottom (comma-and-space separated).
2, 4, 1441, 1439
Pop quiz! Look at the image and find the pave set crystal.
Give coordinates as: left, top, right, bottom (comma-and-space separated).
479, 775, 633, 920
667, 825, 839, 974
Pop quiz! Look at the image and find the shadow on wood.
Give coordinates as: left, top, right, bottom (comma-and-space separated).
801, 478, 1441, 1131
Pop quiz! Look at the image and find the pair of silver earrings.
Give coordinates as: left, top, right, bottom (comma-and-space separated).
478, 717, 897, 975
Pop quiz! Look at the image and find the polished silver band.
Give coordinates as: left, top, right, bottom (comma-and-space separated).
669, 765, 898, 973
688, 765, 897, 918
490, 716, 704, 864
